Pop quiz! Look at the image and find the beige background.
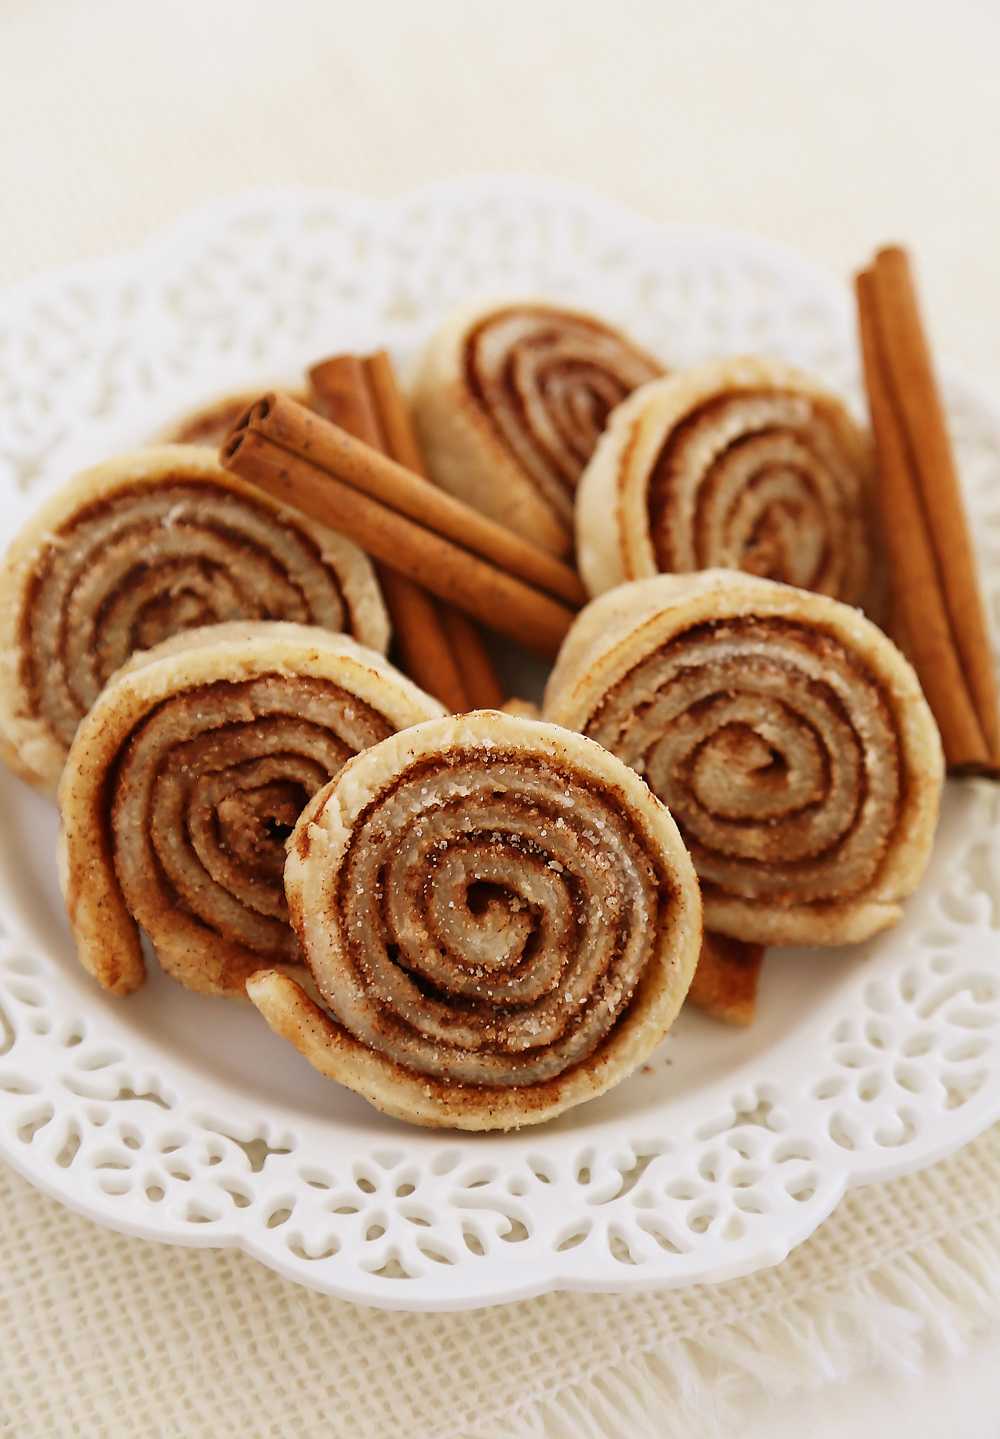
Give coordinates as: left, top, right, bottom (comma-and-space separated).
4, 0, 1000, 387
3, 2, 1000, 1435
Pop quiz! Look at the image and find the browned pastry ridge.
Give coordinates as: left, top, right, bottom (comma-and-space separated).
0, 446, 388, 792
58, 622, 443, 998
412, 300, 664, 555
544, 571, 944, 947
248, 711, 702, 1130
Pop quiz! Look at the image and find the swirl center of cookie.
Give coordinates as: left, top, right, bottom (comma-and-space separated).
110, 676, 393, 957
646, 392, 866, 601
22, 481, 357, 746
587, 619, 900, 904
311, 751, 673, 1086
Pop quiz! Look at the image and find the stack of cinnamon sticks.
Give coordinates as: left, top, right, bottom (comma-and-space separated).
856, 246, 1000, 776
221, 382, 584, 697
308, 352, 503, 714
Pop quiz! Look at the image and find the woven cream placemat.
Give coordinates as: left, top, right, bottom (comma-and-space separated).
3, 1122, 1000, 1439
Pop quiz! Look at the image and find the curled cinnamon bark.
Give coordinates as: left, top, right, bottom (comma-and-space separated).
220, 401, 578, 657
856, 247, 1000, 774
309, 351, 503, 711
225, 392, 585, 605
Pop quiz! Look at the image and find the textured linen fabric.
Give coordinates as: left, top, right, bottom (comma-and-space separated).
3, 1124, 1000, 1438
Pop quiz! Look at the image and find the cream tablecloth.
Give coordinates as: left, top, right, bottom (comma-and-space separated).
3, 3, 1000, 1434
3, 1131, 1000, 1437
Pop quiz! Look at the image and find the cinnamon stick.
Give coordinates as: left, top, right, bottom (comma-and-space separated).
307, 357, 383, 450
309, 355, 471, 713
221, 423, 575, 658
376, 572, 470, 713
366, 355, 505, 709
856, 249, 1000, 774
314, 353, 506, 711
438, 607, 505, 710
360, 351, 427, 473
241, 391, 586, 608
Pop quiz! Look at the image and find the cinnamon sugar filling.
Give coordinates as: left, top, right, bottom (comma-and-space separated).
643, 391, 867, 602
108, 676, 393, 957
463, 307, 661, 521
306, 750, 675, 1087
20, 480, 356, 745
585, 619, 904, 905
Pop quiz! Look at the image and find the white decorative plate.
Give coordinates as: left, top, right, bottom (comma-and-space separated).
2, 178, 999, 1311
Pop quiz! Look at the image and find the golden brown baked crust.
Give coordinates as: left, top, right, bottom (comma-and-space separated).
0, 446, 388, 791
57, 622, 443, 998
544, 570, 943, 947
576, 358, 874, 603
248, 711, 702, 1130
412, 300, 663, 556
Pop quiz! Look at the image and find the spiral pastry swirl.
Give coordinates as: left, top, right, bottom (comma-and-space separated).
0, 446, 388, 790
248, 712, 701, 1130
413, 301, 663, 556
58, 623, 443, 997
576, 358, 873, 605
544, 572, 943, 947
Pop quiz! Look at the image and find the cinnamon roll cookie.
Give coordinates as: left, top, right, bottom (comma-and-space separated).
248, 711, 701, 1130
577, 358, 873, 604
58, 623, 443, 998
0, 446, 388, 791
413, 301, 663, 556
544, 571, 943, 947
